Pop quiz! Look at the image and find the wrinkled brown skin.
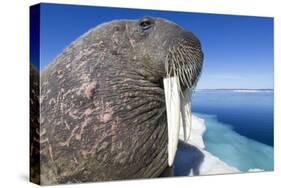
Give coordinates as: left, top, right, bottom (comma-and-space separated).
38, 17, 203, 184
30, 64, 40, 184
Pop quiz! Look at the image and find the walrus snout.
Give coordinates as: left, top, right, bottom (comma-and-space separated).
165, 36, 203, 89
161, 26, 203, 89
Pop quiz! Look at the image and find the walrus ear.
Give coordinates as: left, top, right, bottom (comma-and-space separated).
164, 76, 181, 166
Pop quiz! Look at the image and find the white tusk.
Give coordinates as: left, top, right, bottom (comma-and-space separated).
180, 88, 192, 142
163, 76, 180, 166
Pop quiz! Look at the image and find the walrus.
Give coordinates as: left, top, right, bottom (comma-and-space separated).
33, 16, 203, 184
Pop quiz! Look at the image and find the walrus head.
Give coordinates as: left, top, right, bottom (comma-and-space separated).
99, 16, 203, 87
40, 16, 203, 183
101, 16, 204, 166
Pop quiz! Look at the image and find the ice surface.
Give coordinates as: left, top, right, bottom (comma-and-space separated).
174, 115, 240, 176
174, 113, 273, 176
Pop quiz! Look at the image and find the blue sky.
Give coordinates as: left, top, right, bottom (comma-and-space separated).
36, 3, 274, 89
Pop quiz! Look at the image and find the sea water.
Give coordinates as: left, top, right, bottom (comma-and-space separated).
192, 90, 274, 171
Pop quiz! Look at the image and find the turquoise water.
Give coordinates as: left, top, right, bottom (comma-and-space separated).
192, 90, 274, 171
196, 113, 273, 171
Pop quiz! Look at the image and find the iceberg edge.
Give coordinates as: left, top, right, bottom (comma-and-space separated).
178, 115, 241, 175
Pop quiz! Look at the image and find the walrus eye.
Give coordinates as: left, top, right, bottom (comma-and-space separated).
138, 17, 154, 31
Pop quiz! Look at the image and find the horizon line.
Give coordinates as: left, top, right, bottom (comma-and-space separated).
195, 88, 274, 90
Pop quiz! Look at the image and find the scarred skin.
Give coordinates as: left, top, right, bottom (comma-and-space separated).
36, 17, 203, 184
30, 64, 40, 184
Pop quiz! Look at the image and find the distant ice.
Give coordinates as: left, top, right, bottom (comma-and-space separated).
194, 89, 273, 93
232, 89, 273, 93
